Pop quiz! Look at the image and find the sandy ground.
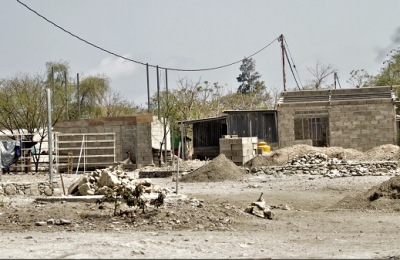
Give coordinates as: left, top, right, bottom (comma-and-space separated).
1, 172, 400, 259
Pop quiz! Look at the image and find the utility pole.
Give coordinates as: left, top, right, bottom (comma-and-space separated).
279, 34, 287, 91
334, 72, 337, 89
146, 63, 150, 113
157, 66, 160, 120
64, 71, 69, 120
164, 69, 168, 164
77, 73, 81, 118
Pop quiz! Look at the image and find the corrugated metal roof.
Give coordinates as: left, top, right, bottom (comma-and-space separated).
223, 109, 277, 113
179, 115, 227, 124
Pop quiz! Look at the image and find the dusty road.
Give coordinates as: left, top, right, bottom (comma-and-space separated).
1, 173, 400, 259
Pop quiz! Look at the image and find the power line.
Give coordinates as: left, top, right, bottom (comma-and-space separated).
284, 48, 301, 90
16, 0, 279, 72
284, 38, 303, 88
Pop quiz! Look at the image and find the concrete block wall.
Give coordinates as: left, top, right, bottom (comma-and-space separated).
151, 117, 171, 150
135, 118, 153, 167
53, 115, 166, 169
220, 136, 258, 165
277, 100, 396, 152
277, 106, 297, 148
329, 102, 396, 151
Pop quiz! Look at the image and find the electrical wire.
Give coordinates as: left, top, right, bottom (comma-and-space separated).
336, 74, 342, 89
284, 48, 301, 90
284, 38, 303, 88
16, 0, 279, 72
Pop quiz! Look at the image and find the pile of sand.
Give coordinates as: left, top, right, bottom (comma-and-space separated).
334, 176, 400, 212
179, 154, 247, 183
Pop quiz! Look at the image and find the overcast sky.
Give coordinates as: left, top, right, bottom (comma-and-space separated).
1, 0, 400, 106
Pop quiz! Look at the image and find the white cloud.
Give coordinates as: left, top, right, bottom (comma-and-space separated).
85, 54, 138, 79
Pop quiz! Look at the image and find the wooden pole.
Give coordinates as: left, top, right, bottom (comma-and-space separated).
280, 34, 287, 91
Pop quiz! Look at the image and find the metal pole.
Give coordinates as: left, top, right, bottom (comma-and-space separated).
164, 69, 169, 164
146, 63, 150, 113
280, 34, 287, 91
157, 65, 160, 119
64, 71, 69, 120
47, 88, 53, 182
51, 67, 54, 93
176, 142, 181, 194
180, 122, 185, 160
171, 120, 174, 166
77, 73, 81, 118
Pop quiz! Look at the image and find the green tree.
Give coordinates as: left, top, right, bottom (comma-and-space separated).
237, 57, 266, 94
374, 47, 400, 86
0, 72, 65, 172
347, 69, 374, 88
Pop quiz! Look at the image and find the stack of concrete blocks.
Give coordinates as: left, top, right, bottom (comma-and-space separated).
219, 135, 258, 166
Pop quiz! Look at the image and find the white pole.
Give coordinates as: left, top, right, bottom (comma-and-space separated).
176, 142, 181, 194
47, 88, 53, 182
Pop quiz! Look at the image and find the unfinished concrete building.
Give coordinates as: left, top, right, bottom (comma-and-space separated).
53, 115, 171, 172
276, 86, 397, 151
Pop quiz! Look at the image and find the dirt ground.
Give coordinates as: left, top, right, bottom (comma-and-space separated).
1, 144, 400, 259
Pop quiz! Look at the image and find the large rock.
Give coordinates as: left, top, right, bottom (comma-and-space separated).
78, 183, 95, 196
30, 183, 40, 196
68, 175, 89, 195
98, 170, 121, 188
4, 184, 17, 195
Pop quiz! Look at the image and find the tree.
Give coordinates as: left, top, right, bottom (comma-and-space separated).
101, 88, 140, 117
71, 74, 110, 118
347, 69, 373, 88
303, 61, 337, 89
0, 73, 65, 172
237, 58, 266, 94
374, 47, 400, 86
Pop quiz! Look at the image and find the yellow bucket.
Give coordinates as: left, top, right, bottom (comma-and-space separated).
257, 142, 271, 152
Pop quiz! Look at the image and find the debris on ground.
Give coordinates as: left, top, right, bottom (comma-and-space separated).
334, 176, 400, 212
68, 167, 173, 196
244, 192, 274, 219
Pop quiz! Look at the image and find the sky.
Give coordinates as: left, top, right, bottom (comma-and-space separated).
1, 0, 400, 106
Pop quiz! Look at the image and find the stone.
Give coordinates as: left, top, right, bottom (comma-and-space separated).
35, 221, 47, 226
68, 175, 89, 195
24, 188, 31, 195
30, 183, 40, 196
95, 186, 111, 195
59, 219, 71, 225
47, 219, 55, 225
4, 184, 17, 195
98, 170, 121, 187
252, 201, 267, 209
78, 183, 95, 196
53, 188, 62, 196
44, 187, 53, 196
263, 208, 274, 219
252, 206, 265, 218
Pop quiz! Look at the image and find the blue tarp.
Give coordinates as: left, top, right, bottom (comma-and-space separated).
0, 140, 21, 171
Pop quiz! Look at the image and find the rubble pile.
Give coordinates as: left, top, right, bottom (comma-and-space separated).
68, 167, 173, 196
244, 192, 274, 219
248, 153, 400, 178
0, 181, 61, 196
